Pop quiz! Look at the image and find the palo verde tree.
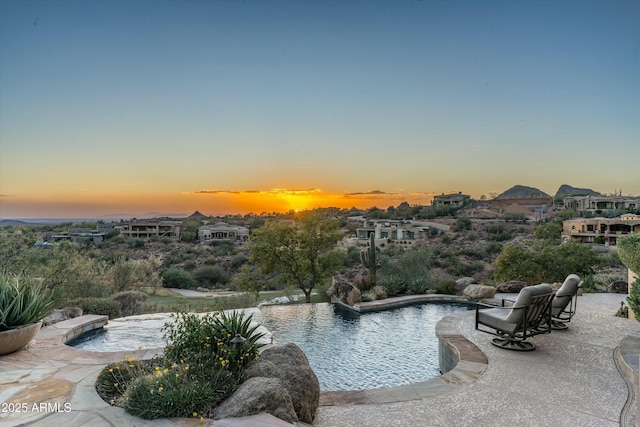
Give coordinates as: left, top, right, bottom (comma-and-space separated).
249, 211, 344, 303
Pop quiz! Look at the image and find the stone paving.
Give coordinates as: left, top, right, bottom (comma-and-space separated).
1, 294, 639, 427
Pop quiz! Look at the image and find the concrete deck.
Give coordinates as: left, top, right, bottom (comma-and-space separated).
1, 294, 639, 426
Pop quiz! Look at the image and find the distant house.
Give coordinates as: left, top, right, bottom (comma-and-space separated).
198, 223, 250, 243
562, 214, 640, 246
46, 228, 107, 244
355, 219, 430, 241
119, 220, 182, 239
563, 195, 640, 215
432, 192, 471, 208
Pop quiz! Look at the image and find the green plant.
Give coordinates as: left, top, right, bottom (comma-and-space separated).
580, 275, 598, 293
162, 268, 196, 289
124, 368, 236, 420
627, 278, 640, 322
435, 279, 456, 295
407, 278, 429, 295
112, 291, 149, 317
360, 234, 379, 288
163, 310, 265, 380
618, 234, 640, 274
193, 265, 230, 287
0, 272, 54, 331
95, 356, 154, 405
379, 275, 406, 297
454, 217, 471, 231
65, 297, 122, 319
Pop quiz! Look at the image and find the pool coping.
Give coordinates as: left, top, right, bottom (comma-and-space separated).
320, 295, 488, 406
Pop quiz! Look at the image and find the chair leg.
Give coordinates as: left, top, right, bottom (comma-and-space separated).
491, 337, 536, 351
550, 320, 569, 330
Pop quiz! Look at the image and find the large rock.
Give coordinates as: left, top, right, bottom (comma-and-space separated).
454, 277, 478, 295
244, 343, 320, 424
327, 274, 362, 306
463, 284, 496, 300
496, 281, 527, 293
607, 280, 628, 294
43, 307, 83, 326
214, 377, 298, 423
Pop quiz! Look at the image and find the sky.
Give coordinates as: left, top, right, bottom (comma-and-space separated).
1, 0, 639, 218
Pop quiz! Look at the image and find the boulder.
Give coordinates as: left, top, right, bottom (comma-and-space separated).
607, 280, 628, 294
43, 307, 83, 326
463, 284, 496, 300
454, 277, 478, 295
244, 343, 320, 424
495, 281, 527, 293
327, 274, 362, 306
214, 377, 298, 423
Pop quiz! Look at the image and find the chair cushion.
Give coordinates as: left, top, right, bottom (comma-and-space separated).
477, 307, 518, 334
551, 274, 581, 314
505, 283, 553, 324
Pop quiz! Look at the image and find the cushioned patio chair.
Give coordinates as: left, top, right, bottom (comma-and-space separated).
549, 274, 582, 330
475, 283, 554, 351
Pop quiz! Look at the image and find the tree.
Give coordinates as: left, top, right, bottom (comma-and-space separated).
249, 211, 344, 303
532, 221, 562, 245
493, 241, 601, 284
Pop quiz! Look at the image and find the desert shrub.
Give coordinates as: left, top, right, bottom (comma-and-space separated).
580, 275, 598, 293
435, 279, 457, 295
407, 278, 429, 295
628, 278, 640, 322
126, 238, 145, 248
182, 260, 196, 271
161, 268, 196, 289
112, 291, 149, 317
454, 217, 471, 231
618, 234, 640, 274
485, 241, 503, 254
124, 368, 236, 420
379, 275, 406, 297
193, 265, 229, 288
441, 235, 452, 244
532, 222, 562, 244
459, 247, 487, 260
493, 242, 601, 284
66, 297, 122, 319
163, 310, 265, 379
96, 358, 153, 405
230, 254, 248, 269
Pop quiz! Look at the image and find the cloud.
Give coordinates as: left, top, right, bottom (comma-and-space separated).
344, 190, 388, 196
0, 194, 16, 198
192, 188, 321, 196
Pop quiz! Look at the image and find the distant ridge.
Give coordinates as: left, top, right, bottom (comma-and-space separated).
495, 185, 551, 199
554, 184, 600, 199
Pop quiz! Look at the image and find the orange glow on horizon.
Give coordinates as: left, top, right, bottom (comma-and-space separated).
0, 187, 447, 218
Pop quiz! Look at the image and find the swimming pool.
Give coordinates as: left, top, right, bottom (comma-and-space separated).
260, 302, 472, 391
69, 302, 472, 391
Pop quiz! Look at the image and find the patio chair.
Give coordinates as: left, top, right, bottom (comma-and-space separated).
475, 283, 554, 351
549, 274, 582, 330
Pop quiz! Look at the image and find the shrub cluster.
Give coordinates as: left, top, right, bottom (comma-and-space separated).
95, 310, 265, 420
66, 297, 122, 319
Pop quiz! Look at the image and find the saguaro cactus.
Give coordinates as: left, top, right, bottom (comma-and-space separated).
360, 233, 379, 286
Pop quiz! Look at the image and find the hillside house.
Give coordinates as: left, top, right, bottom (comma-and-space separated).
432, 192, 471, 208
356, 219, 430, 241
119, 220, 182, 239
562, 214, 640, 246
563, 195, 640, 215
198, 223, 250, 243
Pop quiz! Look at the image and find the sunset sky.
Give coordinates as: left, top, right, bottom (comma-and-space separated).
1, 0, 638, 219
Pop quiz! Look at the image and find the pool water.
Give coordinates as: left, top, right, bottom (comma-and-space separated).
68, 303, 472, 391
260, 302, 472, 391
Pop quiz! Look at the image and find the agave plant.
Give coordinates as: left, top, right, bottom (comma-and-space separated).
0, 272, 54, 331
